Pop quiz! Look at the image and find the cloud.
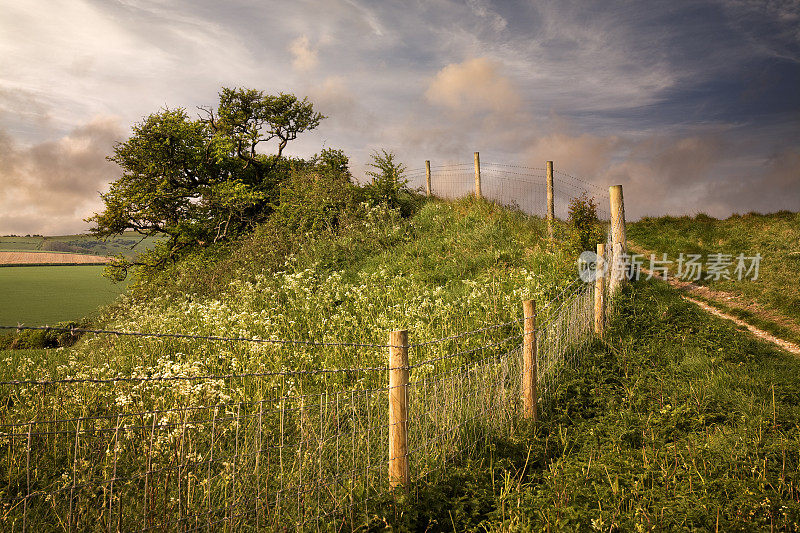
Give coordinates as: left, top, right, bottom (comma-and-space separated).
0, 116, 124, 235
425, 58, 522, 115
289, 35, 319, 72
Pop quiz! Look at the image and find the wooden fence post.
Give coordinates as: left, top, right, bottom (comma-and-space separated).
474, 151, 482, 199
425, 160, 432, 197
546, 161, 554, 240
522, 300, 537, 421
594, 243, 605, 335
388, 329, 409, 490
608, 185, 627, 296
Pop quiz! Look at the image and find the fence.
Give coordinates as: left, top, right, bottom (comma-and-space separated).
1, 158, 627, 531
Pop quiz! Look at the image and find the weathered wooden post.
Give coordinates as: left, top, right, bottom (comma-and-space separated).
388, 329, 409, 489
522, 300, 537, 421
425, 160, 432, 197
474, 151, 482, 199
594, 243, 605, 335
546, 161, 554, 240
608, 185, 627, 296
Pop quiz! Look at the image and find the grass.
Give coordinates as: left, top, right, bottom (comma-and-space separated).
373, 279, 800, 530
6, 199, 575, 379
5, 198, 797, 529
0, 197, 585, 530
0, 231, 161, 259
628, 211, 800, 327
0, 265, 128, 326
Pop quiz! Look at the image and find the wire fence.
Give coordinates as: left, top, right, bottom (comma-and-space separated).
404, 162, 611, 221
1, 162, 616, 531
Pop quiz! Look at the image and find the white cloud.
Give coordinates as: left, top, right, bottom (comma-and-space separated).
425, 57, 522, 115
289, 35, 319, 72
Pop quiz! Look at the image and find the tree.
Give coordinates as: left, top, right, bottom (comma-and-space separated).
87, 88, 325, 279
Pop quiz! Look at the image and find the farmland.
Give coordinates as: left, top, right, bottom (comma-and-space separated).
0, 231, 161, 259
0, 250, 110, 265
0, 231, 156, 326
0, 265, 128, 326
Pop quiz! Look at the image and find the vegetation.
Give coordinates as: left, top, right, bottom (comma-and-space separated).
4, 197, 574, 380
567, 192, 605, 253
88, 88, 324, 280
628, 211, 800, 331
0, 266, 128, 327
373, 279, 800, 530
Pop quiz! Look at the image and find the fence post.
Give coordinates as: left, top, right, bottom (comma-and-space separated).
388, 329, 409, 490
522, 300, 537, 421
594, 243, 605, 335
608, 185, 627, 296
425, 160, 432, 197
474, 151, 482, 199
546, 161, 554, 240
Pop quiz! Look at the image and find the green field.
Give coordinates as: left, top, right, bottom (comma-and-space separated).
0, 231, 161, 259
0, 265, 128, 326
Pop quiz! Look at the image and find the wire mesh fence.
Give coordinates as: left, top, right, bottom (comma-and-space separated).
1, 161, 619, 531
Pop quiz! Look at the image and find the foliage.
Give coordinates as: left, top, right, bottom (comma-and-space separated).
364, 149, 423, 217
87, 88, 324, 280
0, 320, 88, 350
567, 192, 605, 253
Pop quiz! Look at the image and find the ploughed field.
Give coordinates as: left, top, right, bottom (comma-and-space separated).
0, 250, 111, 265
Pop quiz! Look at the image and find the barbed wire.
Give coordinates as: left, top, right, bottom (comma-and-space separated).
0, 323, 396, 348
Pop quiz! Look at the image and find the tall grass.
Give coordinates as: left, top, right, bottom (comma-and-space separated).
1, 197, 586, 530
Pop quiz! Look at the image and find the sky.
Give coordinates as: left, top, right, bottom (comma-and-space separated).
0, 0, 798, 234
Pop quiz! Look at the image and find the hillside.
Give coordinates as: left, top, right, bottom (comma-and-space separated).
5, 197, 577, 379
0, 231, 161, 260
4, 197, 800, 530
628, 211, 800, 345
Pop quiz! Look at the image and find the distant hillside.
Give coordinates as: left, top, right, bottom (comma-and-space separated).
0, 231, 161, 259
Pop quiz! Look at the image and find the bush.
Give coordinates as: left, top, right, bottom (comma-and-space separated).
0, 320, 87, 350
363, 149, 424, 217
567, 193, 605, 253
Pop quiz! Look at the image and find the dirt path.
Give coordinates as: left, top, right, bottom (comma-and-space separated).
627, 242, 800, 356
683, 295, 800, 356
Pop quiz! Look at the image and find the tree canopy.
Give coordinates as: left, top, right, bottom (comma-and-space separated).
88, 88, 325, 279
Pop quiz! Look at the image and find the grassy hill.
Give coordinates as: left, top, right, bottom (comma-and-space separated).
3, 198, 799, 530
628, 211, 800, 345
4, 198, 577, 379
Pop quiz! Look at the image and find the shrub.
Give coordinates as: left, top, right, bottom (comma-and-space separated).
364, 149, 424, 217
567, 193, 605, 253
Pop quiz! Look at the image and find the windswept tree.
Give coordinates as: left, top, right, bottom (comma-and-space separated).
88, 88, 324, 279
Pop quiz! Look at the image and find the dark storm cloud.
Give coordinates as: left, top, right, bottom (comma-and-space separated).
0, 117, 124, 235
